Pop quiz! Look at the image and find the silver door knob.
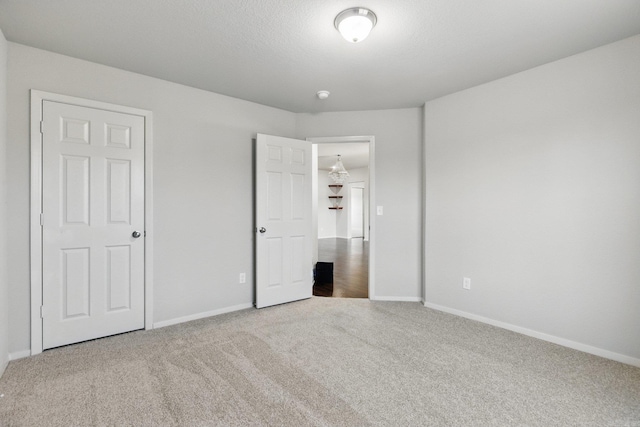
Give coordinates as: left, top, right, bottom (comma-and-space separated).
259, 227, 266, 233
132, 231, 141, 238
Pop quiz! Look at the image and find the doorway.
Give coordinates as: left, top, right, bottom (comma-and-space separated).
307, 136, 375, 299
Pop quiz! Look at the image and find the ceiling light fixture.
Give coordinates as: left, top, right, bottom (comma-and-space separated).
328, 155, 350, 184
317, 90, 330, 100
334, 7, 377, 43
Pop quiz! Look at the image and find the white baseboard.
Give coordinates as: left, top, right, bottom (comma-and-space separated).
9, 350, 31, 361
423, 301, 640, 368
372, 296, 423, 302
5, 305, 254, 361
153, 303, 253, 329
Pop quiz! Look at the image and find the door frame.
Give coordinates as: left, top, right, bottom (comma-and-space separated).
307, 135, 375, 299
29, 90, 154, 355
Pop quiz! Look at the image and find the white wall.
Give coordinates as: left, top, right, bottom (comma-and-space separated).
335, 181, 348, 238
424, 35, 640, 361
6, 43, 297, 354
0, 28, 9, 376
296, 109, 423, 300
317, 171, 337, 239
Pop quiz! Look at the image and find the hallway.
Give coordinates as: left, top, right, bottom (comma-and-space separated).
314, 238, 368, 298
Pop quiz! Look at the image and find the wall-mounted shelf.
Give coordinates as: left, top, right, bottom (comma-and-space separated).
329, 185, 343, 209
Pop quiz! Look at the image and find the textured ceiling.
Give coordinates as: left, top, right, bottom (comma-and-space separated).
1, 0, 639, 113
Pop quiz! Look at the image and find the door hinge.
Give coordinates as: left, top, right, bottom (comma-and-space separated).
40, 121, 44, 134
40, 213, 44, 226
40, 306, 44, 319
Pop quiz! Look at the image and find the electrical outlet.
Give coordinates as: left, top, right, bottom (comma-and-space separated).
239, 273, 246, 284
463, 277, 471, 290
377, 206, 384, 216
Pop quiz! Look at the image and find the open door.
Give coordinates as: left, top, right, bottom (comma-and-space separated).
255, 134, 313, 308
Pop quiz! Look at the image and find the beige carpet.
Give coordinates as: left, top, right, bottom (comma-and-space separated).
0, 298, 639, 426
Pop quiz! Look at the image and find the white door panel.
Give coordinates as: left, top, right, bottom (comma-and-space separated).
351, 186, 364, 238
42, 101, 145, 349
256, 134, 312, 308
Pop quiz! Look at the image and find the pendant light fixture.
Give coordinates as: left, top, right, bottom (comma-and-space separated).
328, 155, 350, 184
334, 7, 377, 43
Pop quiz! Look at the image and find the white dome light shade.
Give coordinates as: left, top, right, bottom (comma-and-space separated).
334, 8, 377, 43
317, 90, 330, 100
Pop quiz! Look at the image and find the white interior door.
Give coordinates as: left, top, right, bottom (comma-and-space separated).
41, 100, 145, 349
351, 186, 364, 238
255, 134, 313, 308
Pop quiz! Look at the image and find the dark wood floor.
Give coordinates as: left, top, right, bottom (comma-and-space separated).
314, 238, 369, 298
